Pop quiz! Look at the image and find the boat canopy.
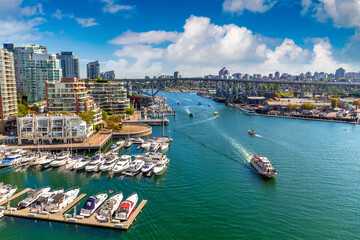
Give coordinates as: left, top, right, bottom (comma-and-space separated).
83, 197, 97, 210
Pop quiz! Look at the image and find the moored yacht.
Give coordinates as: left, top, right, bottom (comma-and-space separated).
17, 187, 51, 209
96, 192, 123, 222
44, 188, 80, 213
50, 151, 70, 167
112, 155, 131, 173
73, 156, 91, 170
160, 143, 169, 151
39, 154, 56, 168
125, 160, 144, 176
244, 109, 255, 116
80, 193, 108, 217
115, 193, 138, 220
0, 154, 22, 168
65, 155, 83, 170
141, 160, 155, 173
85, 154, 103, 172
153, 161, 167, 175
250, 155, 277, 178
30, 189, 64, 213
100, 154, 118, 172
0, 184, 17, 202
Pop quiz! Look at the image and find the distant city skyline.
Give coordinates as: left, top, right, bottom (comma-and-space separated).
1, 0, 360, 78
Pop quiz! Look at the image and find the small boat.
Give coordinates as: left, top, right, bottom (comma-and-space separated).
44, 188, 80, 213
73, 156, 91, 170
208, 104, 211, 107
115, 193, 138, 220
30, 189, 64, 213
50, 151, 70, 167
141, 160, 155, 173
85, 154, 103, 172
214, 112, 218, 117
80, 193, 108, 217
0, 184, 17, 202
141, 141, 151, 150
124, 140, 132, 148
125, 160, 145, 176
189, 112, 194, 117
21, 152, 38, 165
156, 137, 173, 143
132, 137, 145, 144
112, 155, 131, 173
244, 109, 255, 116
144, 152, 169, 164
96, 193, 123, 222
153, 161, 167, 175
29, 152, 49, 166
160, 143, 169, 151
110, 144, 117, 150
100, 154, 118, 172
177, 101, 180, 105
250, 155, 277, 178
0, 154, 22, 168
39, 154, 56, 168
116, 140, 125, 146
198, 102, 201, 105
248, 129, 256, 135
17, 187, 51, 209
65, 155, 83, 170
149, 142, 160, 152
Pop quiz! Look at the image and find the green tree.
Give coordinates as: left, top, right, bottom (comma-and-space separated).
275, 92, 282, 98
285, 104, 298, 110
79, 110, 95, 124
330, 98, 338, 109
300, 103, 317, 110
125, 108, 134, 115
101, 109, 108, 120
18, 103, 28, 117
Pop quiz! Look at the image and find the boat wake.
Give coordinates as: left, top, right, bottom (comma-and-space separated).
254, 134, 263, 138
180, 116, 216, 127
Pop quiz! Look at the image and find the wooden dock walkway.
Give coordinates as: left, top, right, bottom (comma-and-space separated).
1, 188, 147, 231
0, 188, 31, 206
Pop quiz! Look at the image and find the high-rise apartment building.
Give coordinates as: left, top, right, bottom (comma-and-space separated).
26, 54, 62, 104
56, 52, 80, 79
100, 70, 115, 80
0, 48, 18, 133
335, 67, 345, 79
87, 61, 100, 79
85, 80, 130, 114
3, 43, 47, 96
46, 78, 102, 125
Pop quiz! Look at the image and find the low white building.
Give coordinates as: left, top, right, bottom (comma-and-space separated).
17, 114, 93, 145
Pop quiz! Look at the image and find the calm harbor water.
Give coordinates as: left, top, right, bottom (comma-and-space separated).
1, 92, 360, 239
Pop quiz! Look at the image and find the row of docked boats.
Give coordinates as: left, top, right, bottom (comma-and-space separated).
0, 183, 17, 203
110, 137, 172, 152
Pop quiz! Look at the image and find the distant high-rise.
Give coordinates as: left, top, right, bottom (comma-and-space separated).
26, 54, 62, 104
219, 67, 230, 78
0, 48, 18, 132
87, 61, 100, 79
275, 72, 280, 79
100, 70, 115, 80
56, 52, 80, 79
3, 43, 47, 96
174, 71, 180, 79
335, 67, 345, 79
268, 73, 273, 79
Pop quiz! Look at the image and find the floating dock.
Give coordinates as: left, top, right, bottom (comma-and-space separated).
1, 189, 147, 231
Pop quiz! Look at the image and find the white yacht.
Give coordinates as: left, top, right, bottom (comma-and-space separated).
21, 152, 38, 165
85, 154, 103, 172
100, 154, 118, 172
29, 152, 49, 167
39, 154, 56, 168
149, 142, 160, 152
112, 155, 131, 173
160, 143, 169, 151
141, 141, 151, 150
65, 155, 83, 170
17, 187, 51, 209
116, 140, 125, 146
244, 109, 255, 115
125, 159, 144, 176
0, 184, 17, 202
0, 154, 22, 168
141, 160, 155, 173
73, 156, 91, 170
144, 152, 169, 164
132, 137, 145, 144
124, 140, 132, 148
50, 151, 70, 167
44, 188, 80, 213
250, 155, 277, 178
80, 193, 108, 217
153, 161, 167, 175
30, 189, 64, 213
96, 193, 123, 222
115, 193, 138, 220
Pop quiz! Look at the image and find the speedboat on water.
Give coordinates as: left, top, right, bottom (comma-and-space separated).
100, 154, 118, 172
30, 189, 64, 213
0, 184, 17, 202
73, 156, 91, 170
44, 188, 80, 213
248, 129, 256, 135
80, 193, 108, 217
153, 161, 167, 175
250, 155, 277, 178
96, 193, 123, 222
17, 187, 51, 209
125, 160, 144, 176
115, 193, 138, 220
141, 160, 155, 173
65, 155, 83, 170
189, 112, 194, 117
50, 151, 70, 167
112, 155, 131, 173
85, 154, 103, 172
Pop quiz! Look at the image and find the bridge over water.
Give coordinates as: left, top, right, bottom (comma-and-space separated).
116, 78, 360, 102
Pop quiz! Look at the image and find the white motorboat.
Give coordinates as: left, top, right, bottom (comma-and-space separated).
65, 155, 83, 170
124, 140, 132, 148
44, 188, 80, 213
50, 151, 70, 167
141, 141, 151, 150
21, 152, 38, 165
156, 137, 173, 143
141, 160, 155, 173
116, 140, 125, 146
153, 161, 167, 175
132, 137, 145, 144
125, 159, 144, 176
85, 154, 103, 172
29, 152, 49, 166
73, 156, 91, 170
244, 109, 255, 115
96, 193, 123, 222
39, 154, 56, 168
110, 144, 117, 150
115, 193, 138, 220
0, 184, 17, 202
112, 155, 131, 173
149, 142, 160, 152
0, 154, 22, 168
144, 152, 169, 164
0, 210, 3, 218
17, 187, 51, 209
80, 193, 108, 217
100, 154, 118, 172
250, 155, 277, 178
160, 143, 169, 151
30, 189, 64, 213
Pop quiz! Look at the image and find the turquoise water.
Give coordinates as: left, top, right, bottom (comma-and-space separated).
1, 92, 360, 239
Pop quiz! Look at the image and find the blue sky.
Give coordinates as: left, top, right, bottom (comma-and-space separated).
1, 0, 360, 78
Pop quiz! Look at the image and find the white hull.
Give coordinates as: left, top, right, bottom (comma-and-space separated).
96, 193, 123, 221
80, 193, 108, 217
115, 193, 138, 220
0, 187, 17, 202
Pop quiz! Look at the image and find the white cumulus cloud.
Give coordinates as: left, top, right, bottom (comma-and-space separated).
76, 18, 99, 27
109, 30, 180, 45
0, 17, 46, 42
100, 0, 134, 14
223, 0, 277, 14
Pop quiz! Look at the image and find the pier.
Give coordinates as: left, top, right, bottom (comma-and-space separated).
1, 188, 147, 231
123, 119, 169, 126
